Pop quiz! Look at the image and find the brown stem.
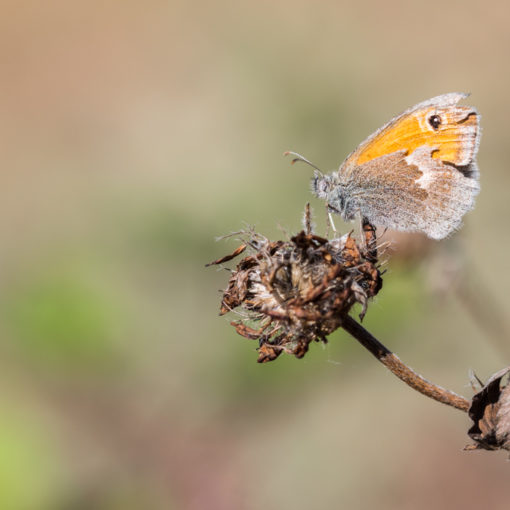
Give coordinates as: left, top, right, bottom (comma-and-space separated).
341, 314, 470, 412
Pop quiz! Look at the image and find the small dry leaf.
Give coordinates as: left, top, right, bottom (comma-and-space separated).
205, 244, 247, 267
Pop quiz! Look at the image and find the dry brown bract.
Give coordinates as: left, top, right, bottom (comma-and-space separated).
208, 228, 382, 362
466, 367, 510, 452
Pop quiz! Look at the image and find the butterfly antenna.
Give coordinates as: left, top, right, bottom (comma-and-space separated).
284, 151, 324, 177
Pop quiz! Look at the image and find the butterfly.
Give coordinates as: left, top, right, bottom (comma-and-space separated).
309, 93, 480, 240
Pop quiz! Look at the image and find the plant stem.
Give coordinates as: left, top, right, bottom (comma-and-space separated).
341, 315, 470, 412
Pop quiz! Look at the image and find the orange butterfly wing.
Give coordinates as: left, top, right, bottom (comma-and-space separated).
330, 93, 481, 239
343, 92, 479, 170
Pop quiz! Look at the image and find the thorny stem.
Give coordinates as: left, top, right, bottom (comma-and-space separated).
341, 315, 470, 412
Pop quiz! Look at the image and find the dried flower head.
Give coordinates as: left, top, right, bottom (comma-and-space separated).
208, 213, 382, 362
466, 367, 510, 452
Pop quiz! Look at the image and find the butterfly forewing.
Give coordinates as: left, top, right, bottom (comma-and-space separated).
332, 92, 481, 239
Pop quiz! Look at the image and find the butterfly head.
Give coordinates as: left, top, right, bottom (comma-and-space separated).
312, 172, 356, 221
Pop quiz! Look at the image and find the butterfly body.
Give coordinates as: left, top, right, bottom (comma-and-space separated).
312, 93, 480, 240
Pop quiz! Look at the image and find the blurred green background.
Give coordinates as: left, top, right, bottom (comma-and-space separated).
1, 1, 510, 508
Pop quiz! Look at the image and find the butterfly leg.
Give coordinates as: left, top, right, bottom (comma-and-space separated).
325, 203, 337, 237
328, 211, 337, 234
325, 202, 343, 237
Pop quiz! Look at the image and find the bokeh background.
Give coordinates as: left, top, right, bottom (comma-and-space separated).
2, 1, 510, 509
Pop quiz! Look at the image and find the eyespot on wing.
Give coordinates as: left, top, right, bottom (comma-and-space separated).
345, 93, 480, 168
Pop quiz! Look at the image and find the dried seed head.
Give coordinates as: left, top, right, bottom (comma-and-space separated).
208, 224, 382, 363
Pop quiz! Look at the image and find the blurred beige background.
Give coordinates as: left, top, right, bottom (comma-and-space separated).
1, 1, 510, 509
